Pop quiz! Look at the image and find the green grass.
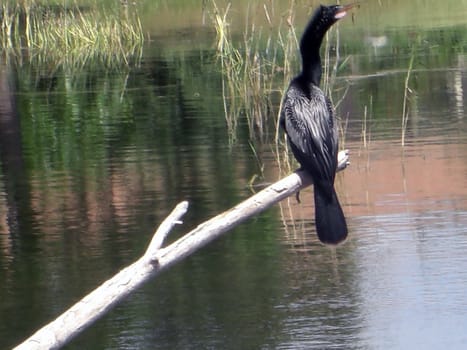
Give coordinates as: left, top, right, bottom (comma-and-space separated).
210, 0, 350, 181
1, 1, 144, 69
210, 0, 356, 191
401, 49, 415, 146
211, 0, 301, 144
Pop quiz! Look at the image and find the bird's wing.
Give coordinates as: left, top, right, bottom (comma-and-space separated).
283, 86, 337, 182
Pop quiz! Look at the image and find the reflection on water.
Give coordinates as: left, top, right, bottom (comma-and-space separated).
1, 1, 467, 349
343, 139, 467, 216
354, 210, 467, 349
278, 209, 467, 349
276, 137, 467, 348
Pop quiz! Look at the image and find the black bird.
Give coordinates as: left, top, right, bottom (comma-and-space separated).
280, 4, 354, 244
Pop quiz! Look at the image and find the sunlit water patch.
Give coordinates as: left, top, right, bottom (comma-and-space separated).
273, 209, 467, 349
353, 210, 467, 349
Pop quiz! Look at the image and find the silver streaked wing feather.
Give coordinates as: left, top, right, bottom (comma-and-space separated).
283, 84, 337, 181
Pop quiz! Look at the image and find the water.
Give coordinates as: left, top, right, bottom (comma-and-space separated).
1, 1, 467, 349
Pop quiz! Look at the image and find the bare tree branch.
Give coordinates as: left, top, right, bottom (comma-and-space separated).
14, 150, 349, 350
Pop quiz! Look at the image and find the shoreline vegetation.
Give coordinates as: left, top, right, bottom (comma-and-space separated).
209, 0, 464, 152
210, 1, 350, 140
210, 0, 350, 181
0, 1, 144, 69
211, 0, 300, 144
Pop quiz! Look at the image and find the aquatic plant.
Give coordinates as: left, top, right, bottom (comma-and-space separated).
0, 0, 144, 69
211, 0, 299, 144
210, 0, 351, 188
401, 48, 415, 146
211, 1, 350, 145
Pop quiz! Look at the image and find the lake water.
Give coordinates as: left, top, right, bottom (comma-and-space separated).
1, 1, 467, 349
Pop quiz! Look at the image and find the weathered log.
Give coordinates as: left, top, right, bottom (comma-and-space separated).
14, 150, 349, 350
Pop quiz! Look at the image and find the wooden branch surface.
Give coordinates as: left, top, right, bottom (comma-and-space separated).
155, 149, 348, 270
13, 203, 189, 350
14, 150, 349, 350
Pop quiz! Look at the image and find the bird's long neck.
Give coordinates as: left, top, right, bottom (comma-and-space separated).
299, 11, 332, 87
300, 42, 322, 87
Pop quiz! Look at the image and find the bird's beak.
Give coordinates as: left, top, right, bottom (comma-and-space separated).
334, 3, 357, 19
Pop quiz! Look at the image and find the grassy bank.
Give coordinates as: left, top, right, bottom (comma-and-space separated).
136, 0, 467, 37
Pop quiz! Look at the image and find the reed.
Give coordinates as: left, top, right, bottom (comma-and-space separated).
360, 95, 374, 150
1, 1, 144, 69
212, 1, 242, 144
211, 0, 350, 187
401, 49, 415, 146
211, 0, 299, 144
211, 2, 349, 129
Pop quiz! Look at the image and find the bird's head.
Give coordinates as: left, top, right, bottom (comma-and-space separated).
299, 3, 357, 85
317, 3, 356, 27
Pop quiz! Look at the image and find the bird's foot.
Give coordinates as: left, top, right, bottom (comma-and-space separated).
337, 149, 350, 171
295, 191, 301, 204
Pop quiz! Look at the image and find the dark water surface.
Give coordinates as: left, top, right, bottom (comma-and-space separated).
1, 1, 467, 349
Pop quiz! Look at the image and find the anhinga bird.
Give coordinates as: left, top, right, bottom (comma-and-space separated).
280, 4, 354, 244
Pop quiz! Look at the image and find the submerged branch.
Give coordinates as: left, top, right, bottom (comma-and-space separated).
14, 150, 349, 350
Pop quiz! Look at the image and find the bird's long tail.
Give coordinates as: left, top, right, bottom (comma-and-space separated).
313, 185, 348, 244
